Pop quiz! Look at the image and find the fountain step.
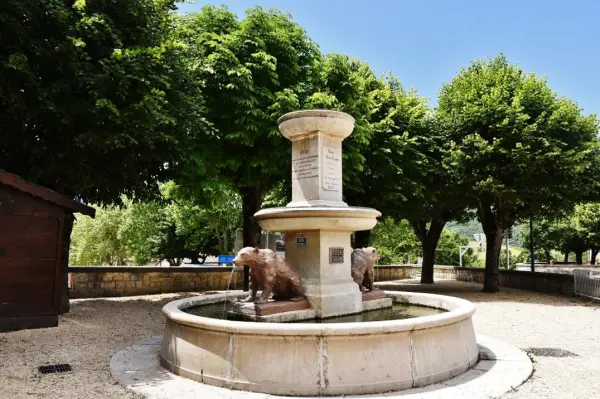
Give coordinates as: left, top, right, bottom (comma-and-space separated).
362, 290, 386, 301
232, 298, 311, 316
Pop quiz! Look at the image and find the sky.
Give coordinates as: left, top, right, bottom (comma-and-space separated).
177, 0, 600, 116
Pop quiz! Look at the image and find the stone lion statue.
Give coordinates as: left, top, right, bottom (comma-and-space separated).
233, 247, 305, 304
351, 246, 380, 292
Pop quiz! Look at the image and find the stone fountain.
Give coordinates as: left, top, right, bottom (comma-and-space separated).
158, 110, 480, 396
235, 109, 388, 320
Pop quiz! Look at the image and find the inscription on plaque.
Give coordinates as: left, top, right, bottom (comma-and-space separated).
322, 145, 341, 192
329, 247, 344, 264
292, 138, 318, 181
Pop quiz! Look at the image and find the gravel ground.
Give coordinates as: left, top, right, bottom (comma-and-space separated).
1, 282, 599, 399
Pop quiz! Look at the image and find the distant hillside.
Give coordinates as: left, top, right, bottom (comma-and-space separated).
446, 220, 482, 240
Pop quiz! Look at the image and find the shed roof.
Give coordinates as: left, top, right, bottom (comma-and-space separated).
0, 170, 95, 217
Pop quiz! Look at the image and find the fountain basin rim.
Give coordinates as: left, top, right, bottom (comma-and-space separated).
254, 206, 381, 219
277, 109, 355, 125
255, 206, 381, 232
161, 291, 475, 336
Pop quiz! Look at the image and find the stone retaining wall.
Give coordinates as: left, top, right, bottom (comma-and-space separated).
68, 266, 243, 299
375, 265, 574, 297
68, 264, 574, 298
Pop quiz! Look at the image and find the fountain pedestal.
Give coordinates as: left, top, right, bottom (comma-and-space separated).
254, 110, 384, 318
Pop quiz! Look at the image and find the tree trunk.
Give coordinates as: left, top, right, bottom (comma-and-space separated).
420, 242, 435, 284
477, 199, 504, 293
215, 227, 223, 253
564, 252, 569, 263
189, 255, 200, 264
410, 218, 445, 284
240, 186, 263, 291
575, 251, 583, 265
545, 250, 551, 264
483, 227, 503, 292
353, 230, 371, 249
223, 228, 229, 254
591, 248, 598, 265
60, 214, 74, 314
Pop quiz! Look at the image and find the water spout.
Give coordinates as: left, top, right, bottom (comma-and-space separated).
222, 264, 238, 318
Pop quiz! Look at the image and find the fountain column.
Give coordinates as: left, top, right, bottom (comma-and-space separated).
255, 110, 381, 318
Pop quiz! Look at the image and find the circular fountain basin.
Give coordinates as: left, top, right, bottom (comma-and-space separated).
254, 206, 381, 232
160, 291, 478, 396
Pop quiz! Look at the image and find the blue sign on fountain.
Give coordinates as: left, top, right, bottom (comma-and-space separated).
296, 236, 307, 248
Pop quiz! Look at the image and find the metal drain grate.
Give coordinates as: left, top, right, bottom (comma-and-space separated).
38, 364, 72, 374
525, 347, 579, 358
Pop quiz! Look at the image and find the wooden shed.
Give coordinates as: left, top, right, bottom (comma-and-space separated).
0, 170, 95, 332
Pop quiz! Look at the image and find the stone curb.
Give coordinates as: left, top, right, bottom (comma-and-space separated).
110, 334, 532, 399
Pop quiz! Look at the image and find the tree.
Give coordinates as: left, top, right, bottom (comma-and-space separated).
371, 218, 421, 264
574, 203, 600, 264
1, 0, 207, 204
370, 218, 479, 267
518, 218, 565, 263
161, 181, 241, 256
400, 118, 470, 283
435, 229, 479, 267
174, 5, 320, 250
70, 205, 128, 265
1, 0, 208, 309
438, 54, 600, 292
120, 201, 165, 265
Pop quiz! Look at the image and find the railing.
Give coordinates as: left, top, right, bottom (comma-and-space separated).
573, 269, 600, 300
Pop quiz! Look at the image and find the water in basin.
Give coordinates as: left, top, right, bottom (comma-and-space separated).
183, 301, 445, 323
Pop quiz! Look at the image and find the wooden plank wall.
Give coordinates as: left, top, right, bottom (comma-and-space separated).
0, 186, 63, 331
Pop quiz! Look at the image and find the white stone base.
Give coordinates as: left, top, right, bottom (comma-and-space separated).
111, 334, 532, 399
302, 279, 363, 318
362, 297, 393, 311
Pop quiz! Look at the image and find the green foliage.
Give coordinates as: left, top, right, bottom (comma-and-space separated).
438, 54, 600, 288
517, 204, 600, 264
70, 205, 128, 265
574, 203, 600, 251
436, 230, 480, 267
499, 249, 519, 269
514, 249, 552, 265
175, 5, 320, 193
120, 200, 166, 265
1, 0, 207, 204
161, 181, 242, 256
371, 218, 421, 264
371, 218, 478, 267
439, 54, 600, 224
69, 184, 241, 265
518, 218, 567, 256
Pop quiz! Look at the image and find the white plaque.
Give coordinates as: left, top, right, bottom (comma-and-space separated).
322, 145, 341, 192
292, 138, 318, 181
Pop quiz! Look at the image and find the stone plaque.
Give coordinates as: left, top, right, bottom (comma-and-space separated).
292, 137, 318, 181
322, 145, 341, 191
329, 247, 344, 264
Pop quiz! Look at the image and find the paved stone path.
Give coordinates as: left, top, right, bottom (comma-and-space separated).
110, 334, 532, 398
